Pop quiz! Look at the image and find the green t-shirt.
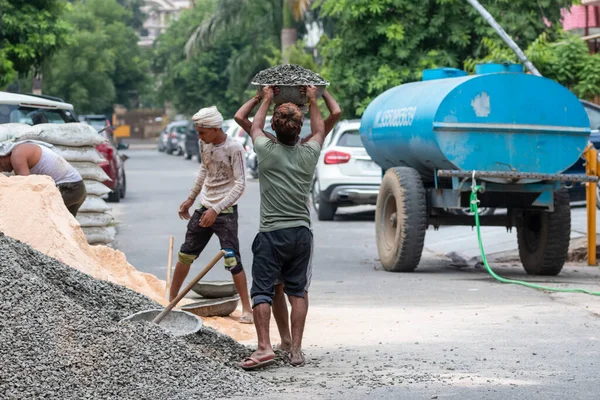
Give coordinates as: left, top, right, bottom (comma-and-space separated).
254, 136, 321, 232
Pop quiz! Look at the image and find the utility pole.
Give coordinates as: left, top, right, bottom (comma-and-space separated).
465, 0, 542, 76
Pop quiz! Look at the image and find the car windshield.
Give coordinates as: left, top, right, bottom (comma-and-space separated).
173, 125, 187, 134
336, 130, 363, 147
0, 105, 76, 125
82, 119, 106, 132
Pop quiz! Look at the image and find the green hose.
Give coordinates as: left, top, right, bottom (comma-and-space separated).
470, 184, 600, 296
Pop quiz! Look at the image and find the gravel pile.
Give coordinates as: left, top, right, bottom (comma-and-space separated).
252, 64, 328, 86
0, 233, 267, 399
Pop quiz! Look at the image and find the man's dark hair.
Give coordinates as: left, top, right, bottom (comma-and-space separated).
271, 103, 303, 144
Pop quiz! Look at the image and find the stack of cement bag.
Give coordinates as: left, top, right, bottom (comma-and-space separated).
0, 123, 116, 245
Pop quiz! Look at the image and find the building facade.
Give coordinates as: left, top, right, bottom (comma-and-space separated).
563, 1, 600, 36
138, 0, 192, 47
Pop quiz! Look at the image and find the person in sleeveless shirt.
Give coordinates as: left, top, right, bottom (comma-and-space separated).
0, 143, 86, 216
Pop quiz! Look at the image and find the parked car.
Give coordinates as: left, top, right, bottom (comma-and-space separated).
0, 91, 78, 124
238, 117, 267, 179
157, 130, 168, 152
225, 119, 256, 175
311, 120, 381, 220
181, 121, 199, 161
79, 115, 129, 203
164, 121, 189, 155
565, 100, 600, 207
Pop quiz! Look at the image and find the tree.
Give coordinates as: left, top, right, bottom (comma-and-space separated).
153, 1, 242, 117
466, 33, 600, 101
43, 0, 150, 113
185, 0, 311, 60
317, 0, 575, 117
0, 0, 71, 88
116, 0, 145, 30
153, 0, 324, 117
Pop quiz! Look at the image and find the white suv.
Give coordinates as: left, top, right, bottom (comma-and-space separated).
0, 91, 78, 124
311, 120, 382, 221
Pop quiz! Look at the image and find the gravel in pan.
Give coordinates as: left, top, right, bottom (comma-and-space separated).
252, 64, 328, 86
0, 233, 268, 400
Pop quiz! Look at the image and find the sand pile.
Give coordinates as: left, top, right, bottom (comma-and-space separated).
0, 174, 168, 306
0, 174, 267, 343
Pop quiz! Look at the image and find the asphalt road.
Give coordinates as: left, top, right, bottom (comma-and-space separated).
113, 149, 600, 399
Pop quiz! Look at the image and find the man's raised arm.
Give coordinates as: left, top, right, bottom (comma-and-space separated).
305, 86, 326, 147
301, 90, 342, 144
250, 86, 273, 144
234, 95, 260, 134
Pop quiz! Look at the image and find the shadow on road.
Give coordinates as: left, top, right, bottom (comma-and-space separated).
333, 209, 376, 222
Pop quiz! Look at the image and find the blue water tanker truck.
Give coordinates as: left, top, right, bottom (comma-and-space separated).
359, 63, 597, 276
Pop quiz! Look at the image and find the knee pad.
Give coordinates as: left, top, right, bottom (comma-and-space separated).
178, 252, 197, 266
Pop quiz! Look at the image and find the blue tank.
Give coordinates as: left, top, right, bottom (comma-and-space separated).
360, 64, 591, 182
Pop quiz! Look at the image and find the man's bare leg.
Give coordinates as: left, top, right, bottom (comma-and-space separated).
241, 303, 275, 368
272, 284, 291, 351
169, 262, 191, 302
288, 295, 309, 366
232, 270, 253, 320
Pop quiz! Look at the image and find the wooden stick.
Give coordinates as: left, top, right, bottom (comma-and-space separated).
153, 250, 226, 325
165, 236, 174, 299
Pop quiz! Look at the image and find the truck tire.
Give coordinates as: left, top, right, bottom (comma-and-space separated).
517, 189, 570, 276
375, 167, 427, 272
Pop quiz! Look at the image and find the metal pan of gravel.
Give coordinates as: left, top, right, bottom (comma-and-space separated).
251, 64, 329, 105
122, 308, 203, 337
0, 233, 267, 399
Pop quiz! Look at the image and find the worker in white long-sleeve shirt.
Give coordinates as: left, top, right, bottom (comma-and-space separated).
172, 106, 253, 324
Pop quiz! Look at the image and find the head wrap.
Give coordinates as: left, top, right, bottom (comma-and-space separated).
192, 106, 223, 128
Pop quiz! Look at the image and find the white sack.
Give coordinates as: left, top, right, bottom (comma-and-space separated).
79, 196, 111, 213
53, 145, 106, 164
0, 124, 35, 142
84, 180, 112, 197
76, 212, 114, 228
71, 162, 111, 182
82, 226, 116, 244
0, 123, 107, 147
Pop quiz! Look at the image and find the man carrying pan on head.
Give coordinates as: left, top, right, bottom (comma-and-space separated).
234, 87, 341, 356
238, 85, 339, 370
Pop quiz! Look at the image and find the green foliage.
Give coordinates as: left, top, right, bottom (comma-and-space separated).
0, 0, 71, 88
264, 40, 320, 72
152, 1, 244, 117
43, 0, 150, 114
467, 33, 600, 100
318, 0, 575, 117
116, 0, 146, 30
154, 0, 320, 118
